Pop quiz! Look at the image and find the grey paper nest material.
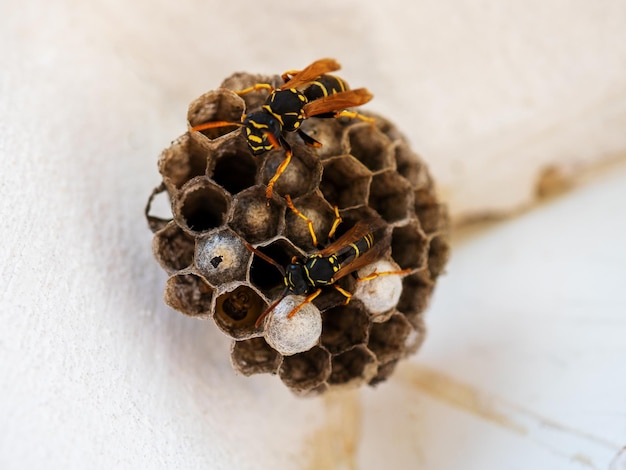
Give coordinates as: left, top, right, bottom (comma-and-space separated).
146, 70, 450, 395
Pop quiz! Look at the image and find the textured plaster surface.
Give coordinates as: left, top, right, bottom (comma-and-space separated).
1, 1, 626, 468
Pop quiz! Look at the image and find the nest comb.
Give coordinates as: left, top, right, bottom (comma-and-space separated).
145, 69, 450, 395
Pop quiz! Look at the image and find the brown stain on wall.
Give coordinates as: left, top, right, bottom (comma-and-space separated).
398, 363, 618, 452
453, 151, 626, 232
304, 390, 361, 470
397, 363, 528, 435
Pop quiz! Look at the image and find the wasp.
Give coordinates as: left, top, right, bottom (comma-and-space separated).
247, 196, 411, 328
191, 58, 374, 199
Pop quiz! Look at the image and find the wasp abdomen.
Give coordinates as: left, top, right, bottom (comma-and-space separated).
304, 75, 348, 101
335, 233, 374, 264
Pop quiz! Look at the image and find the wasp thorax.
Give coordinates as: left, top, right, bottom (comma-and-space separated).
148, 64, 449, 395
264, 89, 307, 132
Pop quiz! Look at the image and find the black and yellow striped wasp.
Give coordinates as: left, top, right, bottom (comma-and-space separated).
191, 58, 374, 199
247, 196, 411, 327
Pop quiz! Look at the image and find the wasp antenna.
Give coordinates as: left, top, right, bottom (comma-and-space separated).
244, 242, 286, 276
255, 288, 289, 328
190, 120, 244, 132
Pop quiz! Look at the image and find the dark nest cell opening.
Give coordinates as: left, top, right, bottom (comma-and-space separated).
211, 141, 258, 195
178, 180, 229, 234
248, 240, 299, 297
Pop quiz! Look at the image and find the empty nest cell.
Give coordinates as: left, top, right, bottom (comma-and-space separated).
174, 177, 230, 235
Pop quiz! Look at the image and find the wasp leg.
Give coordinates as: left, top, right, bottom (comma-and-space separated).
297, 129, 322, 148
357, 268, 412, 282
190, 120, 243, 132
334, 110, 375, 123
286, 289, 322, 319
285, 194, 319, 247
327, 205, 342, 240
265, 137, 291, 200
333, 284, 352, 304
235, 83, 274, 95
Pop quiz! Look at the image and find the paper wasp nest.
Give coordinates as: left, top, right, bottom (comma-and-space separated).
146, 71, 449, 395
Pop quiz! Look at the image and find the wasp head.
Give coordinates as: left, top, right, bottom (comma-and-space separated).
243, 112, 282, 155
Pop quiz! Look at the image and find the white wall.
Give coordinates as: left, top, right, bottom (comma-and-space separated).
1, 1, 625, 468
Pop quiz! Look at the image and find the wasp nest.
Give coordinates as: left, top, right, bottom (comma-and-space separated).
146, 70, 449, 395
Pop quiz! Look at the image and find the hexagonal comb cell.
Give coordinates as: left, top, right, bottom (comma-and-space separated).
279, 346, 331, 394
259, 143, 322, 199
195, 228, 250, 286
344, 123, 394, 173
147, 66, 450, 394
369, 359, 399, 386
320, 303, 370, 355
427, 234, 450, 280
320, 155, 371, 209
175, 177, 230, 235
214, 285, 266, 339
328, 346, 377, 387
221, 73, 283, 112
367, 313, 413, 364
158, 133, 211, 190
231, 337, 281, 376
152, 221, 195, 274
415, 188, 445, 235
368, 171, 413, 223
284, 192, 338, 252
188, 89, 245, 141
396, 271, 434, 329
393, 142, 432, 189
248, 239, 300, 298
229, 186, 284, 244
209, 136, 258, 195
164, 272, 214, 318
298, 118, 345, 159
390, 222, 428, 271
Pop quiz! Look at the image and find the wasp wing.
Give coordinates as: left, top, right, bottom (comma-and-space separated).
332, 236, 391, 282
280, 58, 341, 90
317, 218, 385, 257
302, 88, 373, 118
